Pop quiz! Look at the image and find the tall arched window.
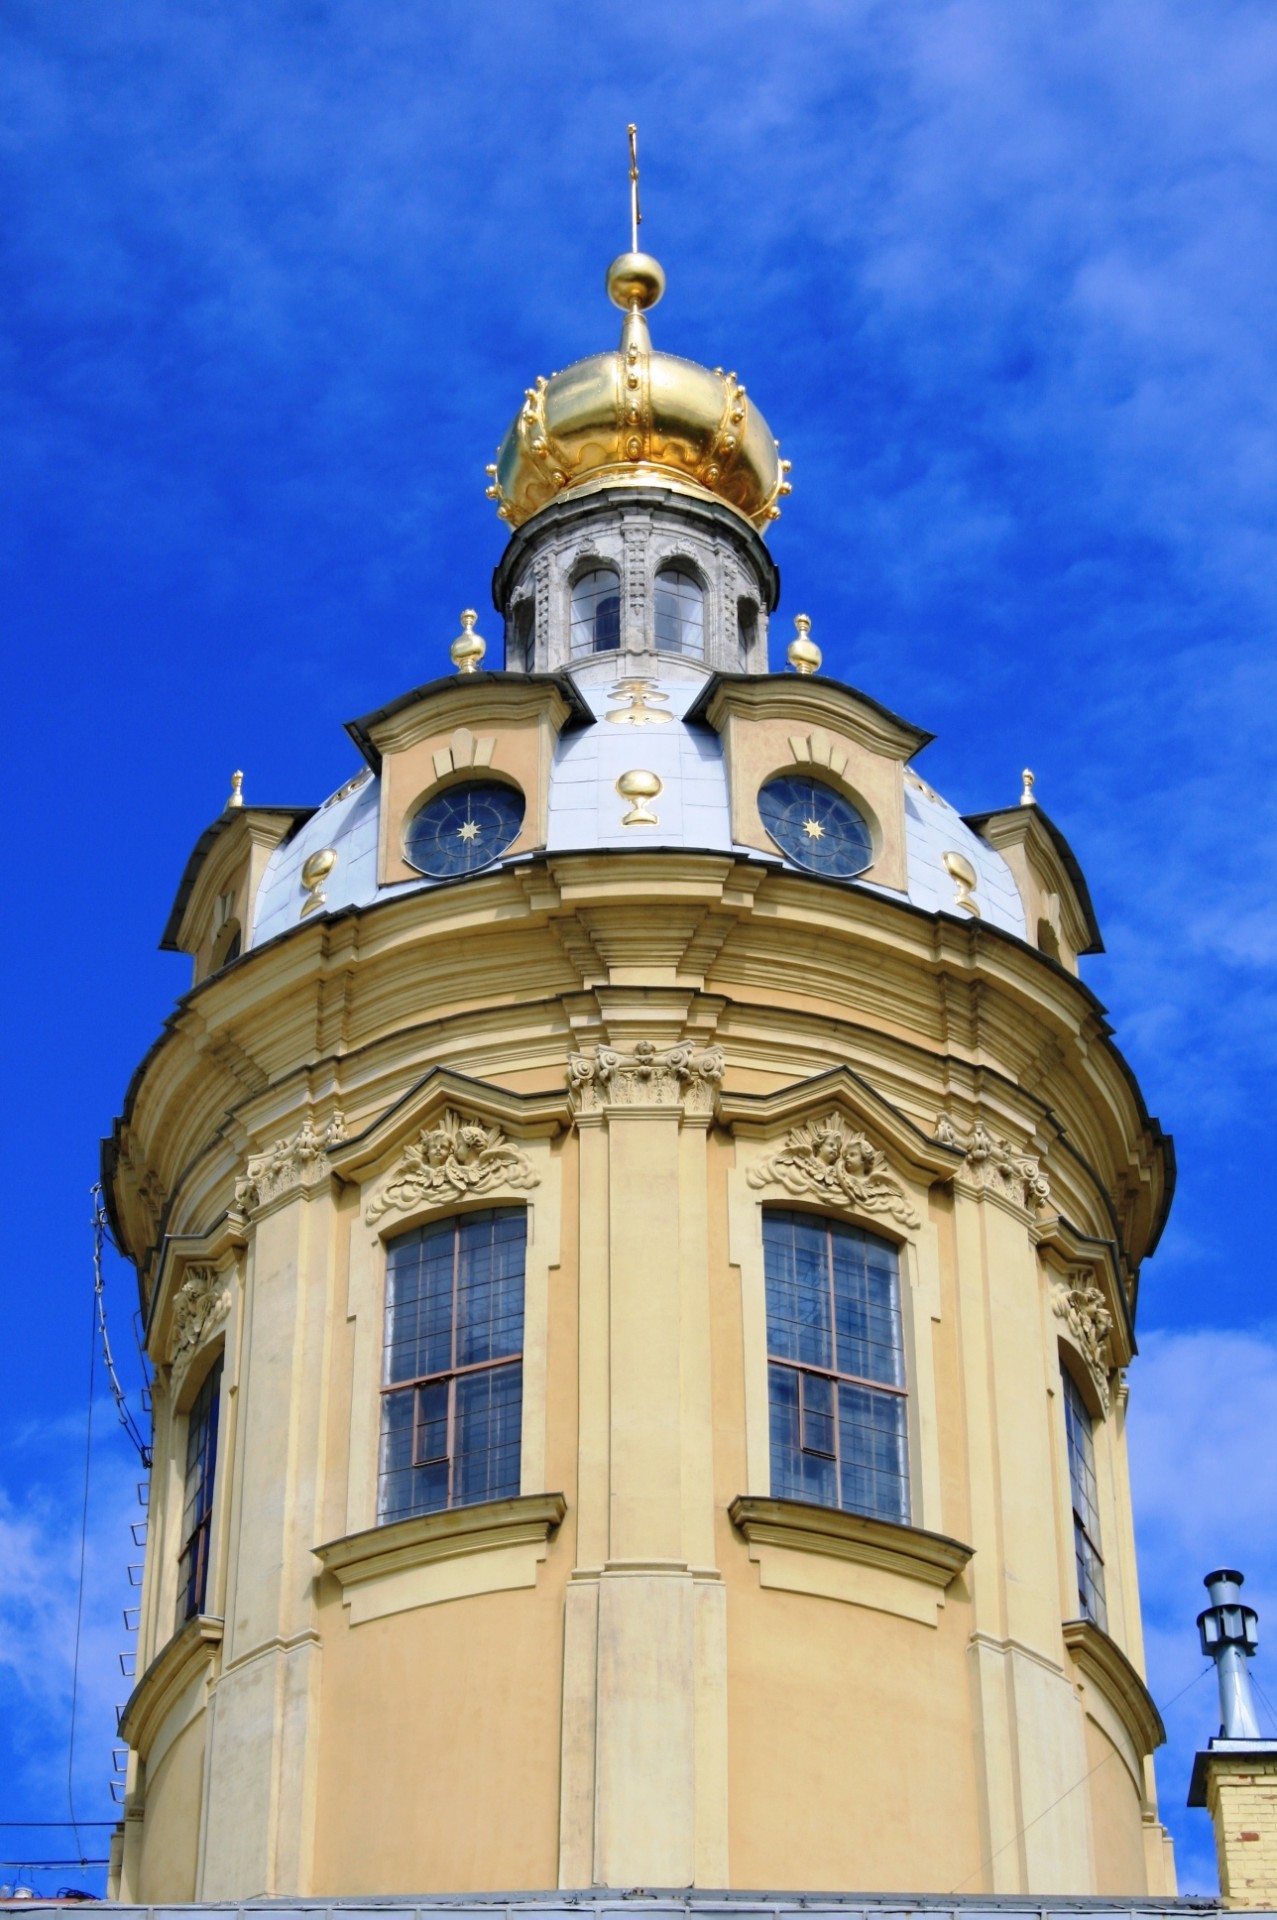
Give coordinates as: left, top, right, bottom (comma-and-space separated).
763, 1208, 909, 1523
378, 1208, 526, 1521
178, 1354, 223, 1628
570, 567, 621, 655
1062, 1368, 1107, 1628
654, 564, 705, 656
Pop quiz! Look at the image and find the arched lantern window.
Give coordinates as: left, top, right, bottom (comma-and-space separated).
654, 564, 705, 656
570, 568, 621, 655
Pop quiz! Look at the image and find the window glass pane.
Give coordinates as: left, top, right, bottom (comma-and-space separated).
1062, 1369, 1107, 1629
456, 1210, 526, 1366
764, 1209, 908, 1524
570, 569, 621, 655
653, 566, 705, 656
838, 1382, 909, 1524
379, 1210, 526, 1523
455, 1362, 523, 1506
763, 1213, 832, 1368
177, 1356, 223, 1627
768, 1362, 837, 1507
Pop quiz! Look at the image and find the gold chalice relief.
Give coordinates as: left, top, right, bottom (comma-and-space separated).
299, 847, 338, 919
942, 849, 981, 917
605, 678, 672, 726
616, 769, 663, 826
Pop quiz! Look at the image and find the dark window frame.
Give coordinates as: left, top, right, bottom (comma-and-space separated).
1062, 1365, 1108, 1630
378, 1207, 526, 1522
763, 1207, 911, 1525
177, 1354, 223, 1628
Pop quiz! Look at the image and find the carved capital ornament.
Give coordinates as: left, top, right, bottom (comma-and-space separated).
936, 1114, 1051, 1213
235, 1111, 346, 1216
567, 1040, 725, 1115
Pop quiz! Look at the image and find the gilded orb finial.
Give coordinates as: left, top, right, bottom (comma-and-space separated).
451, 609, 487, 675
1020, 768, 1037, 807
227, 769, 244, 810
787, 614, 821, 676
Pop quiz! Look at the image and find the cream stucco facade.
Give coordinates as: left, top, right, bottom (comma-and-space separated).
106, 247, 1178, 1905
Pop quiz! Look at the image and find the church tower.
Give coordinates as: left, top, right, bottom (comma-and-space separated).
105, 181, 1177, 1903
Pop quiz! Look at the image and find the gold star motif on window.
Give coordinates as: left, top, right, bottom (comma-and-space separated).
803, 817, 825, 840
457, 819, 481, 842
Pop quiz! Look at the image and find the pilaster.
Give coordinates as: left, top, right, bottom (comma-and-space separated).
559, 1037, 727, 1888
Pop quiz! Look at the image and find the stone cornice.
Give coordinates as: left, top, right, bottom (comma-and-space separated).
688, 672, 932, 763
107, 853, 1172, 1285
315, 1492, 567, 1591
1062, 1617, 1165, 1756
117, 1612, 223, 1757
345, 672, 590, 771
729, 1496, 973, 1590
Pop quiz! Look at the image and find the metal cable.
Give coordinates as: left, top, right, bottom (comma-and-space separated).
947, 1660, 1214, 1894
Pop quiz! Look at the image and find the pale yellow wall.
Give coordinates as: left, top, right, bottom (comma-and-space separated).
724, 1548, 981, 1891
310, 1573, 567, 1892
110, 816, 1174, 1900
1083, 1713, 1150, 1895
134, 1715, 205, 1904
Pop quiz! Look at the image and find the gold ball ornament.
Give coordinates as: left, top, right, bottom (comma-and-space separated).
787, 613, 822, 676
450, 609, 487, 674
606, 251, 666, 313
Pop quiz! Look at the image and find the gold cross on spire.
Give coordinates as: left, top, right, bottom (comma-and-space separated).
628, 123, 641, 252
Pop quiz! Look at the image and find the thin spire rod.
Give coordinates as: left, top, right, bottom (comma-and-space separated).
627, 123, 641, 252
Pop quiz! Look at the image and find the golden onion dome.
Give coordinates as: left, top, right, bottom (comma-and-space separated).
485, 251, 792, 534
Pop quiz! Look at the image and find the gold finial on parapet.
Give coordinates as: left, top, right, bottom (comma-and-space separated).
451, 609, 487, 674
1020, 768, 1036, 807
227, 770, 244, 810
607, 125, 665, 323
787, 614, 821, 676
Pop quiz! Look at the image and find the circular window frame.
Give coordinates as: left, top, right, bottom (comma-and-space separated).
402, 777, 527, 880
757, 773, 876, 879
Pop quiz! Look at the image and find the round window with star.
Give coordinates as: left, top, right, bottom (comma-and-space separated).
404, 781, 525, 878
758, 775, 874, 878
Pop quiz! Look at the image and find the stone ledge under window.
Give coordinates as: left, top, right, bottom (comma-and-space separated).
314, 1491, 567, 1626
117, 1612, 224, 1758
1063, 1616, 1166, 1757
729, 1495, 973, 1628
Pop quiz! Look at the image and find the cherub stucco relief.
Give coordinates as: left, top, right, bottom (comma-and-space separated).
747, 1111, 920, 1227
365, 1108, 539, 1223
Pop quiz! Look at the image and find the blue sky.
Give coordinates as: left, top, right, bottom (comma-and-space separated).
2, 0, 1275, 1898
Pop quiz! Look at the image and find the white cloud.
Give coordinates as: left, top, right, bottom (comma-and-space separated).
1129, 1323, 1277, 1893
0, 1407, 146, 1891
